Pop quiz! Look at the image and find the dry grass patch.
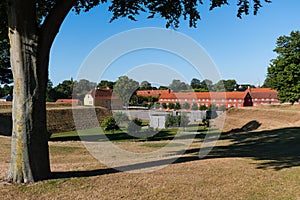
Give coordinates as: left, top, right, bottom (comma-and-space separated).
1, 129, 300, 199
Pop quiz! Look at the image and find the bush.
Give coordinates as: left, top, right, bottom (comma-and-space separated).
178, 113, 189, 127
174, 102, 181, 110
183, 102, 190, 110
168, 103, 175, 109
165, 114, 177, 128
153, 102, 161, 109
101, 116, 119, 131
208, 103, 218, 111
127, 118, 143, 133
114, 112, 129, 124
162, 102, 167, 109
165, 113, 190, 128
199, 104, 207, 111
191, 102, 198, 110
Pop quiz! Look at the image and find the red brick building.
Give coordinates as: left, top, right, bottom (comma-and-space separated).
159, 91, 253, 109
247, 88, 280, 106
84, 88, 122, 109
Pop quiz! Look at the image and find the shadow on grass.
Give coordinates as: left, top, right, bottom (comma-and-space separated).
51, 155, 200, 179
49, 131, 177, 142
188, 126, 300, 170
52, 124, 300, 180
49, 128, 198, 142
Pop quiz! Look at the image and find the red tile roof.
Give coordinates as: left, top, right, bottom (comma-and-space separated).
56, 99, 80, 105
247, 88, 278, 99
136, 90, 172, 97
87, 89, 119, 100
159, 91, 248, 100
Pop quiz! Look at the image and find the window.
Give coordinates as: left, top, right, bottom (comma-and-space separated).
229, 99, 232, 102
234, 99, 237, 102
222, 99, 225, 102
255, 98, 258, 101
212, 99, 216, 102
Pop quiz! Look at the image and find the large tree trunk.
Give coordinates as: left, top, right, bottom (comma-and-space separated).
6, 0, 74, 183
7, 0, 50, 183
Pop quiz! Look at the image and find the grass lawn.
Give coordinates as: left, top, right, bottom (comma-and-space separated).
50, 126, 203, 142
1, 125, 300, 199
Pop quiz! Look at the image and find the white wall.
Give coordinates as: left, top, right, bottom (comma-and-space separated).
84, 94, 94, 106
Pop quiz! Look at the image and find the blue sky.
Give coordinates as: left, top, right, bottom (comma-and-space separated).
49, 1, 300, 87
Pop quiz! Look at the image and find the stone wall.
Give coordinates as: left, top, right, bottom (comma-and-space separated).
0, 107, 111, 135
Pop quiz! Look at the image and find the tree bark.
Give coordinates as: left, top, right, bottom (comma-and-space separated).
6, 0, 75, 183
7, 0, 50, 183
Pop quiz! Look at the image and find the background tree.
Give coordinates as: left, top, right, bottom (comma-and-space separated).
0, 84, 13, 97
190, 78, 201, 89
158, 86, 169, 90
97, 80, 114, 89
264, 31, 300, 103
73, 79, 97, 101
114, 76, 139, 106
223, 79, 237, 91
139, 81, 152, 90
53, 79, 74, 100
46, 79, 55, 102
200, 79, 213, 91
213, 80, 226, 91
0, 2, 12, 84
213, 79, 237, 91
2, 0, 271, 183
169, 79, 190, 92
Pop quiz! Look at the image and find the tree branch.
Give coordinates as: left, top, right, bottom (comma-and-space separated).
39, 0, 75, 52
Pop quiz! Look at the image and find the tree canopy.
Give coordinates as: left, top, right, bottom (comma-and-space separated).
0, 1, 12, 84
264, 31, 300, 103
169, 79, 190, 91
114, 76, 139, 106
